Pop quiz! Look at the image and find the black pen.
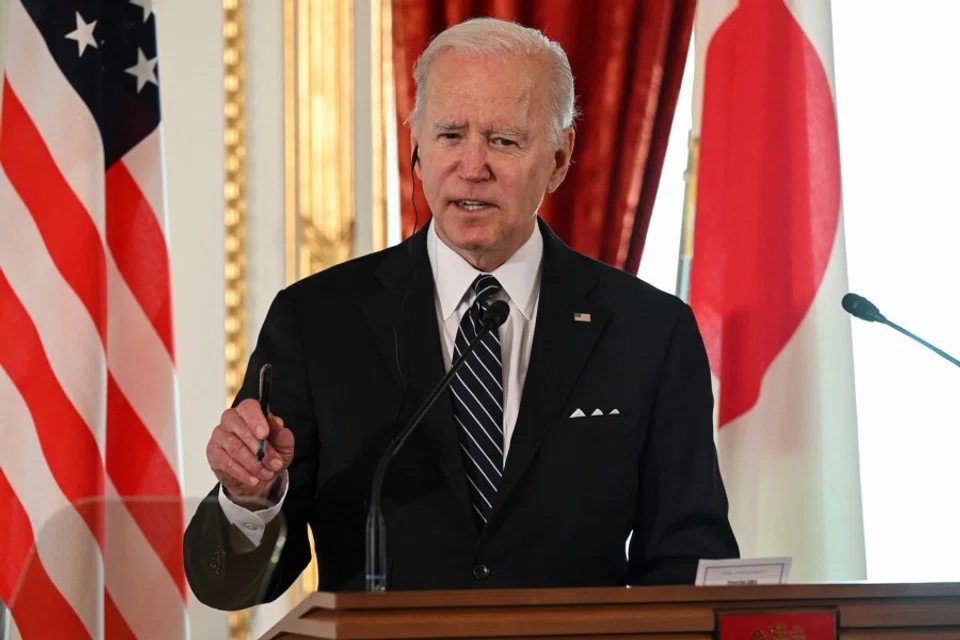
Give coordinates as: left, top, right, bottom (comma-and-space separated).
257, 363, 272, 461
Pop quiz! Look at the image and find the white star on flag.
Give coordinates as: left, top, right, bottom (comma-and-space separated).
125, 47, 158, 92
65, 11, 97, 57
129, 0, 154, 23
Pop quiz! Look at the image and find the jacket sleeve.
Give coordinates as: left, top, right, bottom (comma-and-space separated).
627, 301, 740, 585
183, 287, 321, 610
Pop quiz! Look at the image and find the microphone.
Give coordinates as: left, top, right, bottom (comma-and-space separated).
842, 293, 960, 368
365, 299, 510, 592
841, 293, 886, 323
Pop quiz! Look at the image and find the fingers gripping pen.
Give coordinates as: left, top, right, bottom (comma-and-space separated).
257, 363, 272, 461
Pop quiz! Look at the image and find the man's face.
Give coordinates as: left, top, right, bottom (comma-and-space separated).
413, 51, 574, 270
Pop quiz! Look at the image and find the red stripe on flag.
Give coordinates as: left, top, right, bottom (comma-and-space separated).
690, 0, 841, 426
0, 273, 105, 539
106, 161, 176, 360
106, 376, 186, 598
0, 474, 91, 640
0, 79, 108, 345
104, 592, 139, 640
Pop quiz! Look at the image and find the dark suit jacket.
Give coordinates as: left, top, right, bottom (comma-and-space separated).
183, 219, 738, 609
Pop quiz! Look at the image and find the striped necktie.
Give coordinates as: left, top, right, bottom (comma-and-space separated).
451, 274, 504, 528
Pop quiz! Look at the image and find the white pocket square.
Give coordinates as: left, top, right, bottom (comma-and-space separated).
572, 408, 622, 418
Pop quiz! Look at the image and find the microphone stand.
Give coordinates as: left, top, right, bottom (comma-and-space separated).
843, 293, 960, 369
365, 312, 504, 592
880, 317, 960, 368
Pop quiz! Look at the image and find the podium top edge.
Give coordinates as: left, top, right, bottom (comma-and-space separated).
304, 582, 960, 610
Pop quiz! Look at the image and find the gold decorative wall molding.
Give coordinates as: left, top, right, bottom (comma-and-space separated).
223, 0, 251, 638
284, 0, 356, 287
224, 0, 247, 403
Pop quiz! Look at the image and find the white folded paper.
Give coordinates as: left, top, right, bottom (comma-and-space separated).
695, 557, 792, 586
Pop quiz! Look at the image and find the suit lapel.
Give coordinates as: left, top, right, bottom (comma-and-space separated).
489, 221, 610, 525
361, 228, 476, 535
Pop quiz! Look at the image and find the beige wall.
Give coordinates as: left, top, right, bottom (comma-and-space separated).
246, 0, 288, 342
155, 1, 228, 638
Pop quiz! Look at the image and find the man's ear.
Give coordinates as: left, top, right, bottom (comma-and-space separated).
546, 128, 576, 193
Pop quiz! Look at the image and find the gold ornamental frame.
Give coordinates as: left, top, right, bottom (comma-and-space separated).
285, 0, 392, 286
284, 0, 355, 287
223, 0, 250, 638
223, 0, 248, 406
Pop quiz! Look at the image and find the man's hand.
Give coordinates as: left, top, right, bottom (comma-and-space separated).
207, 398, 295, 504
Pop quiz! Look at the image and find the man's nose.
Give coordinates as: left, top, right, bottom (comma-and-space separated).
457, 140, 492, 181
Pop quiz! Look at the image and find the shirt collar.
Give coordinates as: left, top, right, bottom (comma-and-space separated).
427, 219, 543, 322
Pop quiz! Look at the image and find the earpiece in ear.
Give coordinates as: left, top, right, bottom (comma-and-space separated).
410, 144, 420, 235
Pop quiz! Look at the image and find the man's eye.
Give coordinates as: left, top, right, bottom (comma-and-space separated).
439, 133, 460, 140
494, 138, 517, 147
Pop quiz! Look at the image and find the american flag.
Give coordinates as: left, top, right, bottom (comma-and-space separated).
0, 1, 186, 638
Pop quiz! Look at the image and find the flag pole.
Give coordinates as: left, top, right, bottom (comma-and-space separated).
675, 130, 699, 303
1, 601, 9, 639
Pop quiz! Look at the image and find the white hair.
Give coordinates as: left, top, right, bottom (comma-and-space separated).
409, 17, 579, 148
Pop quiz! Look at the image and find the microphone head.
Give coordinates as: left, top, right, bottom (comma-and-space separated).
482, 300, 510, 329
842, 293, 885, 322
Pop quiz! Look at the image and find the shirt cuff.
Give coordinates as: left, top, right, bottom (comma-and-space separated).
217, 469, 289, 548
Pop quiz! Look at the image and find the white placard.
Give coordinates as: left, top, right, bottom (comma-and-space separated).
695, 557, 792, 586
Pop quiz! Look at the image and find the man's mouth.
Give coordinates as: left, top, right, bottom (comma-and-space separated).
453, 200, 493, 211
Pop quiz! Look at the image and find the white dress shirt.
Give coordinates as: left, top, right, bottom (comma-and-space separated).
219, 220, 543, 546
427, 219, 542, 461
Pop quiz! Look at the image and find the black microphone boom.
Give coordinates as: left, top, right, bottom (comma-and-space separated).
842, 292, 960, 368
365, 299, 510, 592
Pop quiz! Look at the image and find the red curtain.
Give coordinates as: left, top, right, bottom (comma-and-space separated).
391, 0, 695, 272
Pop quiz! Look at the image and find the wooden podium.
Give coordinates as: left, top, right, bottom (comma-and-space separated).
259, 582, 960, 639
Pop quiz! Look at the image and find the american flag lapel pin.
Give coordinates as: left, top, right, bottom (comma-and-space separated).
573, 312, 591, 323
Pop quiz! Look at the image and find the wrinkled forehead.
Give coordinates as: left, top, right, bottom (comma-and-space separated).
422, 51, 552, 128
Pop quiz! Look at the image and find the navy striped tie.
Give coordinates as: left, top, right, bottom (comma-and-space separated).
451, 274, 504, 528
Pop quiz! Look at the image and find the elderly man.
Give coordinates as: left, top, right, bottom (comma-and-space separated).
184, 17, 738, 607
